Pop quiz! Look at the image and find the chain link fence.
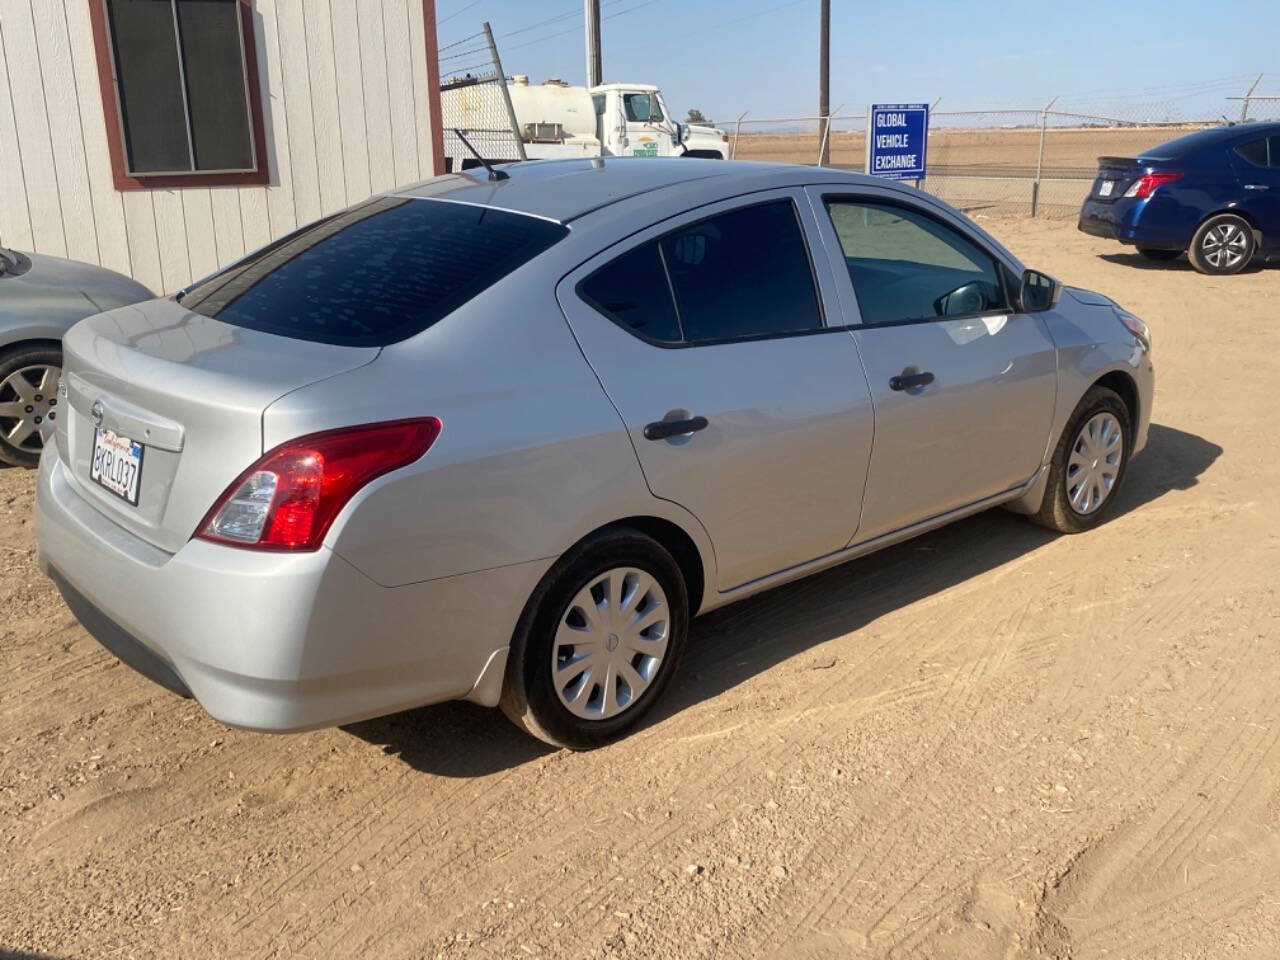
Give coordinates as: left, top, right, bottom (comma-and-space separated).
728, 86, 1277, 218
437, 23, 524, 171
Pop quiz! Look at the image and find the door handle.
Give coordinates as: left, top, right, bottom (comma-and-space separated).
889, 371, 935, 391
1244, 184, 1270, 191
643, 416, 709, 441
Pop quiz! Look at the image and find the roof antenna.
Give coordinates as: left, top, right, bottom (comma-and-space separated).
453, 129, 509, 182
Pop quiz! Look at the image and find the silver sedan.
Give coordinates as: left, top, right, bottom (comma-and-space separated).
0, 247, 152, 466
35, 159, 1154, 748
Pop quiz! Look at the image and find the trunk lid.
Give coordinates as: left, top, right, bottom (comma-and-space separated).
56, 299, 378, 553
1089, 156, 1144, 202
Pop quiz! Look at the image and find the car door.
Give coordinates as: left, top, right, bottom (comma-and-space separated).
557, 192, 874, 591
804, 186, 1058, 544
619, 90, 671, 157
1232, 134, 1280, 254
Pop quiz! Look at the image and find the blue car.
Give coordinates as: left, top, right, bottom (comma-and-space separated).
1078, 123, 1280, 275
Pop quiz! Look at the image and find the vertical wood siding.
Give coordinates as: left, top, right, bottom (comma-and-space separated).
0, 0, 441, 294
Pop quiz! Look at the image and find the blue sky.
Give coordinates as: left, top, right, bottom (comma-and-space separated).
436, 0, 1280, 123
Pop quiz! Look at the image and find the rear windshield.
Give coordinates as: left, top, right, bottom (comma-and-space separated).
180, 197, 568, 346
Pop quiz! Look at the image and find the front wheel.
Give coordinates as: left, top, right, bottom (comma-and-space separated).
1187, 213, 1256, 275
500, 529, 689, 749
0, 344, 62, 468
1032, 386, 1132, 534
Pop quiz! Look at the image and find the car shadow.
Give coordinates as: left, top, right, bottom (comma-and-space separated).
1099, 252, 1275, 273
346, 423, 1221, 776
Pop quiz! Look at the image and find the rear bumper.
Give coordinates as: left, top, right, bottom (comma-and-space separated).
35, 453, 550, 731
1078, 197, 1189, 250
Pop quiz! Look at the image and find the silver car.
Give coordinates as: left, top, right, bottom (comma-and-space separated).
35, 160, 1153, 748
1, 246, 152, 466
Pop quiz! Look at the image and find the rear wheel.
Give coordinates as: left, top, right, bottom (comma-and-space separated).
1032, 386, 1132, 534
1136, 247, 1181, 262
500, 528, 689, 749
1188, 213, 1255, 275
0, 344, 62, 468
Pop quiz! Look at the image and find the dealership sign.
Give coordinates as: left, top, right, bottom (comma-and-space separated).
866, 103, 929, 181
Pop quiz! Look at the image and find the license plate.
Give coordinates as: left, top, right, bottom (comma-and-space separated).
91, 428, 145, 506
1098, 180, 1115, 197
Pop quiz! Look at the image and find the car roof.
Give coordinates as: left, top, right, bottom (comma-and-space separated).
1140, 122, 1280, 159
393, 158, 900, 223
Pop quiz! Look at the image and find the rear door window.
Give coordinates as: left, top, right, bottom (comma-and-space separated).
578, 199, 824, 346
825, 200, 1009, 325
1235, 138, 1269, 167
578, 243, 682, 343
180, 197, 568, 346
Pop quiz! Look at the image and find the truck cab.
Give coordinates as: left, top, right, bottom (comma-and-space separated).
589, 83, 728, 159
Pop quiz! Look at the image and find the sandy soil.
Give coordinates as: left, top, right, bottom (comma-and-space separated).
2, 218, 1279, 959
733, 126, 1203, 173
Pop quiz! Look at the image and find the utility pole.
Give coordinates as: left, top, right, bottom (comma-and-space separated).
584, 0, 602, 88
818, 0, 830, 166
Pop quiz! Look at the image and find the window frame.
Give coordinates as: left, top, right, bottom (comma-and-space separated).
574, 194, 833, 350
817, 192, 1017, 329
89, 0, 270, 190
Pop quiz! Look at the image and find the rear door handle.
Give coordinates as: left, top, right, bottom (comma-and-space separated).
889, 371, 935, 391
643, 416, 709, 441
1244, 184, 1270, 191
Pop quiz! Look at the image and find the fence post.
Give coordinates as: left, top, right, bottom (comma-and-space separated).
1240, 73, 1263, 123
1031, 95, 1058, 218
483, 21, 526, 161
731, 110, 748, 160
817, 103, 843, 166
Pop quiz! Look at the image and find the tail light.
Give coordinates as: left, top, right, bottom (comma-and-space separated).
196, 418, 442, 551
1124, 171, 1182, 199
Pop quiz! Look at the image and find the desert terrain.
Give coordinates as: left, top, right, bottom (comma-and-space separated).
2, 216, 1278, 959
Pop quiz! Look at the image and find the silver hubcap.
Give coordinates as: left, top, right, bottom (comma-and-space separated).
0, 364, 61, 453
1201, 222, 1249, 269
552, 567, 670, 720
1066, 412, 1123, 515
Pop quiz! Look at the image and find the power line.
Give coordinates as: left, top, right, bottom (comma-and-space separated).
437, 0, 482, 27
502, 0, 663, 54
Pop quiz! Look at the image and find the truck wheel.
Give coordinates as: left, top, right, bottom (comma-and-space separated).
1188, 213, 1255, 275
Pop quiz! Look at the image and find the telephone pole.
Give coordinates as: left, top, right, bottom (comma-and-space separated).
585, 0, 602, 87
819, 0, 830, 166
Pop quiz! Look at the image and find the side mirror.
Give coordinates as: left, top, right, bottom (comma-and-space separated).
1019, 269, 1062, 312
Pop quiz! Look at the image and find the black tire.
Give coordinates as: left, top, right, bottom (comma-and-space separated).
0, 343, 62, 468
1032, 386, 1132, 534
1187, 213, 1256, 275
1136, 247, 1181, 262
500, 528, 689, 749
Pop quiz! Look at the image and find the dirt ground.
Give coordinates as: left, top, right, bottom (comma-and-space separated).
2, 218, 1279, 960
733, 126, 1202, 173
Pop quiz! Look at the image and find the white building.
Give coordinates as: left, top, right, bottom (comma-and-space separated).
0, 0, 445, 294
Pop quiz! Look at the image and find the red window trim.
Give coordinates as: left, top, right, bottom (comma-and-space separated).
88, 0, 271, 191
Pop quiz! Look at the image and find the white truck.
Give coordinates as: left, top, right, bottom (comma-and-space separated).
443, 77, 730, 168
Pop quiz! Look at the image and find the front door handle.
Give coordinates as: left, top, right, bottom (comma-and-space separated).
643, 415, 709, 441
1244, 184, 1270, 191
889, 371, 935, 391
